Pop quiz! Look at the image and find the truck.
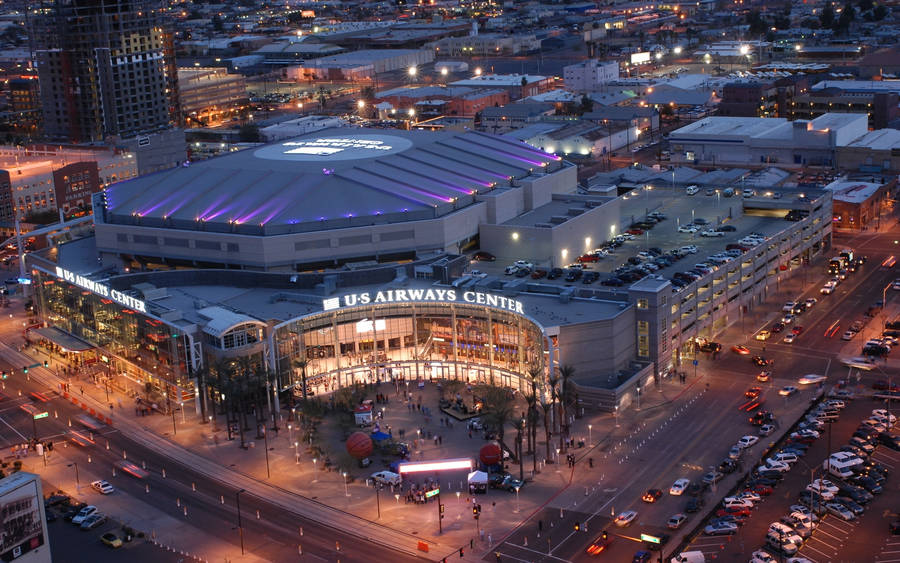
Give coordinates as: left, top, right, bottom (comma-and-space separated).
823, 452, 863, 479
671, 552, 705, 563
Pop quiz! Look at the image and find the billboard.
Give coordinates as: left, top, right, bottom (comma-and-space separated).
631, 52, 651, 65
0, 473, 50, 563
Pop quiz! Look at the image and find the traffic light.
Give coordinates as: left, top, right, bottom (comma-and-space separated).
440, 503, 445, 518
1, 371, 6, 379
574, 521, 580, 532
602, 530, 608, 540
459, 547, 464, 557
43, 360, 48, 368
22, 366, 27, 374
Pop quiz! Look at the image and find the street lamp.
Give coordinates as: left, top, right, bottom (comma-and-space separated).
236, 488, 246, 555
288, 423, 293, 445
588, 424, 593, 445
342, 472, 350, 497
615, 405, 619, 428
294, 441, 299, 464
514, 485, 521, 513
312, 458, 318, 482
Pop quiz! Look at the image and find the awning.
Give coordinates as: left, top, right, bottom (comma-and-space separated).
31, 327, 94, 352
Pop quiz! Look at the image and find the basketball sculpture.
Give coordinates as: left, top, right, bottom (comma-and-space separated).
479, 442, 502, 466
346, 431, 374, 459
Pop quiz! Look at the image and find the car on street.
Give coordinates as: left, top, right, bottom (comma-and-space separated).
779, 386, 799, 397
745, 387, 762, 399
472, 251, 495, 262
760, 424, 776, 436
667, 513, 688, 529
670, 478, 690, 496
702, 471, 724, 485
91, 480, 114, 495
753, 356, 771, 367
826, 502, 856, 521
757, 371, 771, 382
371, 471, 401, 486
704, 521, 738, 535
685, 497, 704, 513
586, 532, 613, 555
756, 330, 771, 341
732, 345, 750, 355
100, 532, 123, 548
632, 551, 652, 563
783, 333, 796, 344
614, 510, 638, 527
771, 322, 785, 333
799, 374, 826, 385
737, 435, 760, 448
80, 513, 107, 530
71, 506, 98, 525
642, 488, 663, 503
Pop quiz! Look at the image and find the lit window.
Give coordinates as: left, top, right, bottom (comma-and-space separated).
637, 298, 649, 310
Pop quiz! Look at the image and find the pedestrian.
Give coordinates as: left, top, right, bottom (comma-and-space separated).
80, 386, 84, 395
588, 457, 593, 468
438, 435, 443, 445
468, 429, 473, 439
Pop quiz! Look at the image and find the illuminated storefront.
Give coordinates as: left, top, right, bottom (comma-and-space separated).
272, 295, 548, 395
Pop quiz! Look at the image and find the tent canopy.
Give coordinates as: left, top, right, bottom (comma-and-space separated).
371, 431, 391, 441
467, 470, 488, 484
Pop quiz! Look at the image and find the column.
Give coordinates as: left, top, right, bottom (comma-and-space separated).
487, 309, 496, 387
412, 305, 420, 382
451, 304, 459, 381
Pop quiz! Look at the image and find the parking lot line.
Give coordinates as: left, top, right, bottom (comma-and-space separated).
806, 535, 840, 551
819, 518, 854, 533
875, 558, 900, 563
811, 527, 846, 544
803, 543, 836, 559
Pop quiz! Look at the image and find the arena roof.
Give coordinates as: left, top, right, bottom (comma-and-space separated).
102, 128, 560, 236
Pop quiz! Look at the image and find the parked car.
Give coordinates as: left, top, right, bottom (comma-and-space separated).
91, 480, 114, 495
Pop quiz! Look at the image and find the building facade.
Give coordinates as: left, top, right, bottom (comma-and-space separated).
563, 60, 620, 92
30, 0, 180, 143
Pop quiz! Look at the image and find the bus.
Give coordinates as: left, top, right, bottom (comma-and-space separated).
828, 257, 843, 275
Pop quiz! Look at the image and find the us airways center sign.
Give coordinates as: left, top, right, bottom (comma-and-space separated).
54, 267, 148, 313
323, 289, 525, 314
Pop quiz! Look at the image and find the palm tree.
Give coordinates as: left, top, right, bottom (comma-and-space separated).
292, 358, 309, 400
547, 371, 560, 437
478, 385, 516, 456
539, 397, 553, 463
557, 365, 576, 452
526, 364, 543, 475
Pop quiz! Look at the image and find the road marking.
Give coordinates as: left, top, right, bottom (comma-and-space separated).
504, 542, 570, 562
807, 533, 840, 550
803, 543, 836, 559
492, 549, 537, 563
881, 550, 900, 555
819, 519, 853, 533
0, 414, 25, 440
876, 559, 900, 563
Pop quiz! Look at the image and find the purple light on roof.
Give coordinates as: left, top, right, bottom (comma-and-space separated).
198, 193, 233, 221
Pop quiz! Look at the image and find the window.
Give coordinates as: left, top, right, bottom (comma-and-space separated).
637, 298, 649, 310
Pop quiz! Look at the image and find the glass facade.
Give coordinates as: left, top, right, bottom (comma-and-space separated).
272, 302, 547, 395
31, 268, 195, 400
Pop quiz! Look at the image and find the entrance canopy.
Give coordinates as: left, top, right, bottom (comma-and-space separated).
32, 327, 94, 352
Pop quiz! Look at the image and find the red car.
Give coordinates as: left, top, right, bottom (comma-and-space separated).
641, 489, 663, 503
750, 484, 774, 495
745, 387, 762, 399
578, 253, 601, 263
732, 345, 750, 355
586, 532, 613, 556
716, 506, 750, 518
792, 326, 804, 335
626, 228, 644, 235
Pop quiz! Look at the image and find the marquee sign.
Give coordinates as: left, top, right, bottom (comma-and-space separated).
323, 289, 525, 314
53, 267, 148, 313
254, 134, 413, 162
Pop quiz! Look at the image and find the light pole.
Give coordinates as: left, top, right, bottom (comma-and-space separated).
374, 482, 382, 519
67, 462, 79, 491
288, 423, 293, 445
262, 427, 270, 479
235, 488, 246, 555
313, 458, 318, 482
588, 424, 593, 445
615, 405, 619, 428
514, 486, 521, 513
294, 441, 300, 464
343, 472, 350, 497
180, 401, 185, 424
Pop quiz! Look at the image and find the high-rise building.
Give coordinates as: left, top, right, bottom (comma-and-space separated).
29, 0, 180, 143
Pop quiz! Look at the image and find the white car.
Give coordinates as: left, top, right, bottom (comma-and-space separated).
370, 471, 401, 486
826, 502, 855, 521
804, 298, 817, 308
841, 356, 875, 370
678, 225, 699, 233
680, 245, 698, 254
758, 460, 790, 473
781, 314, 796, 324
469, 270, 488, 279
723, 496, 753, 508
700, 229, 725, 237
91, 480, 114, 495
779, 386, 799, 397
872, 409, 897, 424
798, 374, 826, 385
791, 429, 819, 439
806, 483, 835, 500
669, 478, 690, 496
737, 435, 760, 449
614, 509, 638, 527
751, 550, 777, 563
770, 452, 799, 464
782, 301, 798, 313
759, 424, 776, 436
783, 333, 796, 344
71, 505, 99, 525
821, 282, 836, 295
738, 491, 761, 502
704, 521, 738, 535
685, 185, 700, 195
789, 505, 819, 523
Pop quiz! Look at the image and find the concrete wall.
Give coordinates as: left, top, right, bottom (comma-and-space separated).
558, 305, 635, 379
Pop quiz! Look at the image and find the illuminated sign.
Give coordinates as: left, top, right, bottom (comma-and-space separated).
397, 459, 473, 474
254, 134, 413, 162
631, 52, 651, 65
283, 138, 395, 156
53, 267, 147, 313
323, 289, 525, 315
356, 318, 386, 333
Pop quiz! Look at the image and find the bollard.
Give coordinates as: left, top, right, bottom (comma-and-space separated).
68, 418, 71, 427
220, 495, 224, 504
106, 440, 109, 450
112, 467, 116, 477
146, 484, 150, 494
162, 469, 166, 478
256, 510, 260, 519
192, 482, 196, 492
183, 506, 187, 517
177, 498, 181, 507
54, 410, 58, 419
87, 455, 92, 463
299, 527, 303, 537
142, 461, 146, 470
336, 541, 341, 551
559, 508, 563, 518
524, 537, 528, 547
298, 545, 302, 555
123, 450, 127, 459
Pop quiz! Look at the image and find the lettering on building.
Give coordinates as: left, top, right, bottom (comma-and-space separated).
323, 290, 525, 314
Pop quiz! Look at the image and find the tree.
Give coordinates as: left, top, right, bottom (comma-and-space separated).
525, 365, 542, 475
539, 397, 553, 463
580, 95, 594, 114
557, 365, 576, 452
835, 2, 855, 32
820, 5, 835, 28
292, 358, 309, 400
873, 5, 888, 20
478, 385, 516, 456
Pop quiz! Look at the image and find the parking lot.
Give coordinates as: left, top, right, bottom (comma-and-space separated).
468, 183, 818, 289
677, 384, 900, 562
